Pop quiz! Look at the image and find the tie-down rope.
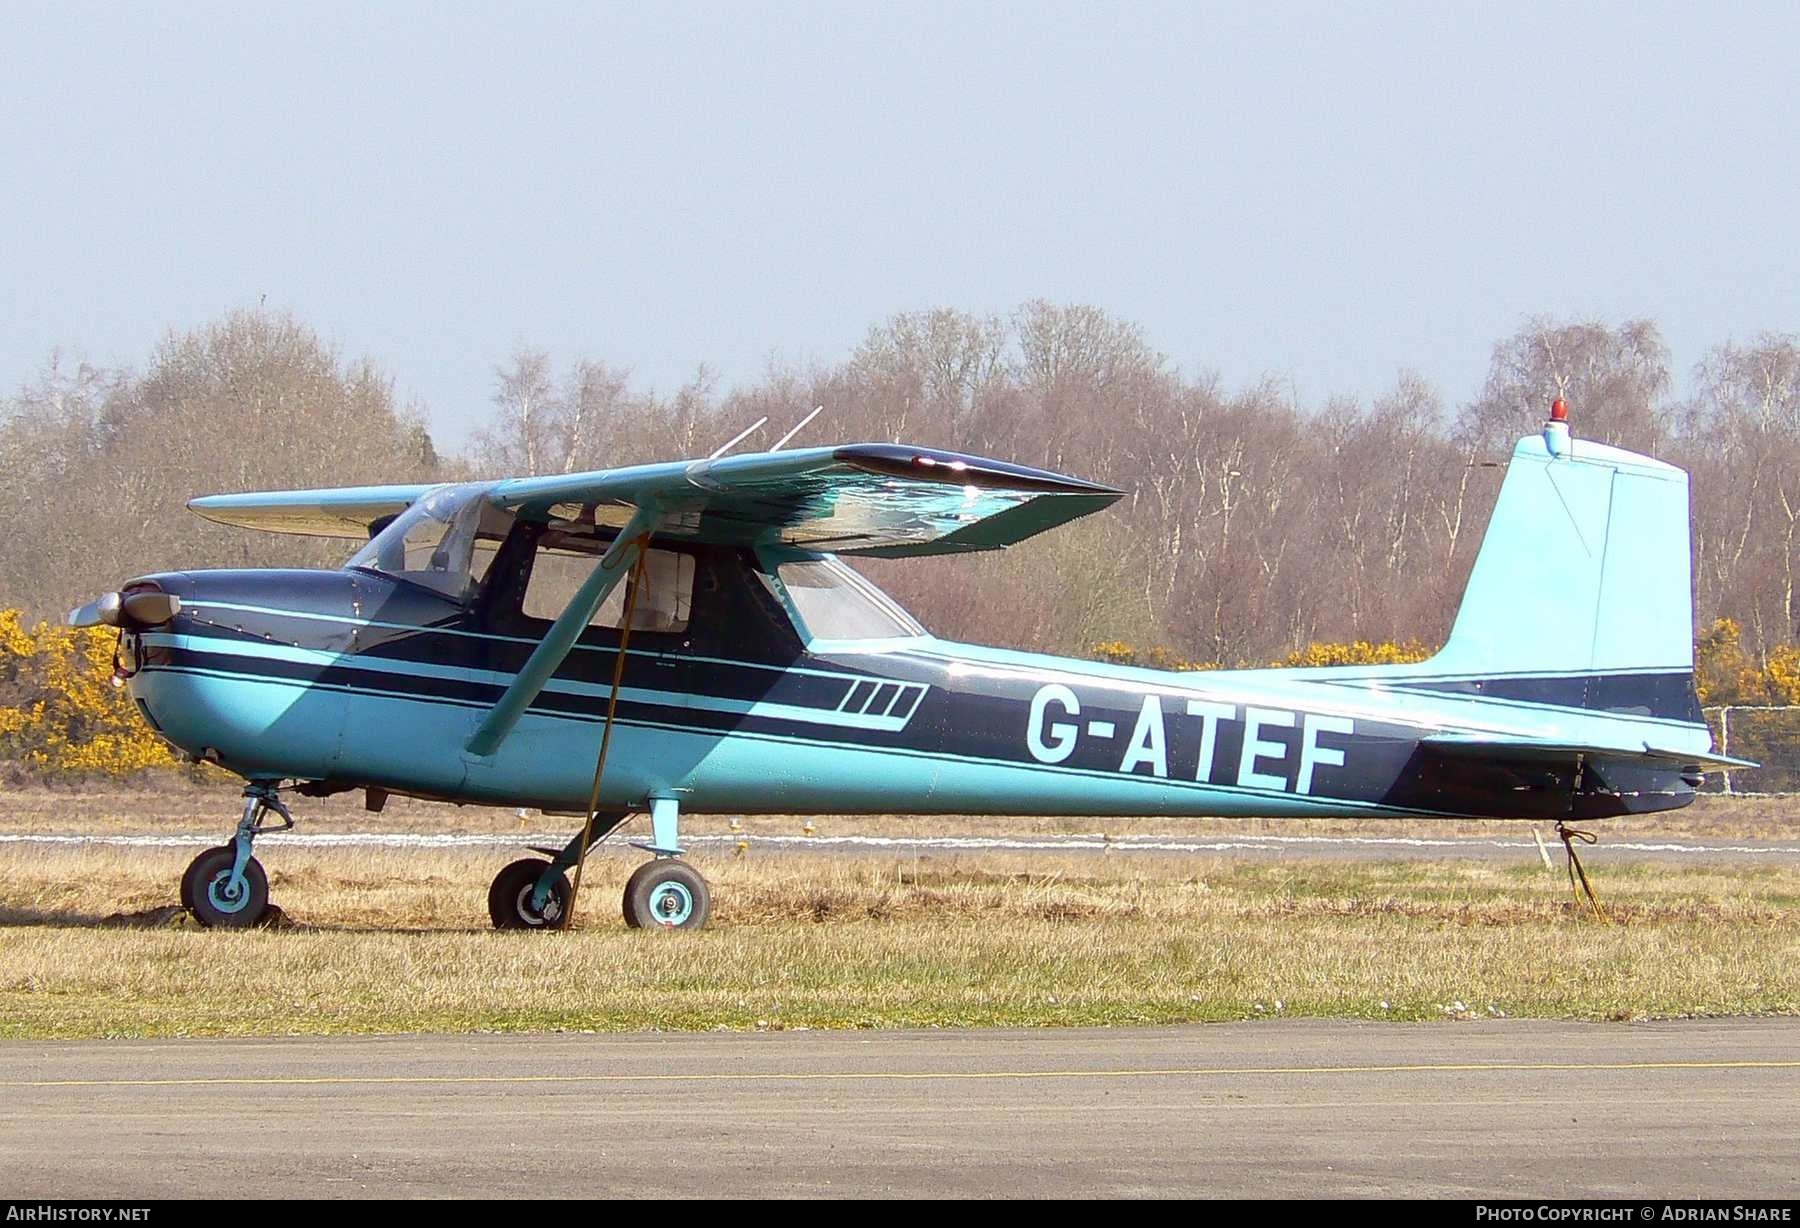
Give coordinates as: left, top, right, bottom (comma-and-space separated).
1554, 820, 1609, 923
564, 543, 651, 929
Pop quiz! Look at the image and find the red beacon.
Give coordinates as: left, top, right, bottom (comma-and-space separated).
1545, 396, 1572, 457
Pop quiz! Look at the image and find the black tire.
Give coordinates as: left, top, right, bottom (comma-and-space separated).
488, 858, 572, 930
180, 844, 232, 913
622, 860, 711, 930
185, 846, 271, 929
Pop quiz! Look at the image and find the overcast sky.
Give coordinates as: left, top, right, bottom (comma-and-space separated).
5, 1, 1796, 445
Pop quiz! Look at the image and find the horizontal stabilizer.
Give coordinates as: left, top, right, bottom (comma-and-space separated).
1421, 732, 1756, 770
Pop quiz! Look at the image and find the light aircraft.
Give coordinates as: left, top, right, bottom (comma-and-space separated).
70, 400, 1744, 929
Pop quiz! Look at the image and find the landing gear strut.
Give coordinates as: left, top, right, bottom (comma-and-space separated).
487, 798, 712, 931
486, 812, 628, 930
183, 783, 290, 928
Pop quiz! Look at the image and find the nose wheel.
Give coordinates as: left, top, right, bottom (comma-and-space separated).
180, 845, 232, 914
182, 845, 270, 928
622, 859, 711, 930
182, 784, 289, 928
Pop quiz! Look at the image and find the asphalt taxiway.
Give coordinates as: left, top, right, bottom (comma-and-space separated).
2, 1019, 1795, 1198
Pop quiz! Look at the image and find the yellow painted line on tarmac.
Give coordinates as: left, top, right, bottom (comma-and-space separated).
9, 1058, 1800, 1090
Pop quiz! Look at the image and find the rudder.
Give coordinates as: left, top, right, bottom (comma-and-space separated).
1427, 427, 1697, 718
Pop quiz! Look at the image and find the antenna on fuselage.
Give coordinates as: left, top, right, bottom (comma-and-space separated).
706, 416, 768, 460
771, 405, 824, 452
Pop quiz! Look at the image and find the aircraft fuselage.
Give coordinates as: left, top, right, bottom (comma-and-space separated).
124, 561, 1701, 824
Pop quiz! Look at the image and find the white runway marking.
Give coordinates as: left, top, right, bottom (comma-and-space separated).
3, 831, 1798, 857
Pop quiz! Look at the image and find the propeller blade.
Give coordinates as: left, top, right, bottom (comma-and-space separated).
67, 592, 122, 628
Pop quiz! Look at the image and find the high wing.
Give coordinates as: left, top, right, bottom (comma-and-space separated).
489, 443, 1123, 557
188, 484, 435, 539
188, 444, 1124, 758
186, 444, 1123, 557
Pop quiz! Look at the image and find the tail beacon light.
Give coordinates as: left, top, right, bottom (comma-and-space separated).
1544, 396, 1572, 458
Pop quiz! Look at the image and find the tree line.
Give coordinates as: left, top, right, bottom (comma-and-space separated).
3, 304, 1797, 671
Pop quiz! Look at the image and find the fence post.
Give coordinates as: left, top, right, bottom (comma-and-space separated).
1721, 706, 1733, 796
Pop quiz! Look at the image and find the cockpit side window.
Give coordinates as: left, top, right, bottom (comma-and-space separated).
521, 533, 695, 633
346, 484, 505, 601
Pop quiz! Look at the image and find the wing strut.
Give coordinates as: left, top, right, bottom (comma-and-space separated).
466, 505, 659, 757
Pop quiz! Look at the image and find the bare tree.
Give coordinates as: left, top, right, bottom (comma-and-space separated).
0, 310, 439, 619
1457, 316, 1671, 454
472, 346, 559, 474
1681, 334, 1800, 652
14, 303, 1793, 674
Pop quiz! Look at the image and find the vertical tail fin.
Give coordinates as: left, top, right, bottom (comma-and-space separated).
1428, 427, 1699, 722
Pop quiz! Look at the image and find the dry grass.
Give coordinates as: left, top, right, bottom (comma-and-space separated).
1, 842, 1796, 1039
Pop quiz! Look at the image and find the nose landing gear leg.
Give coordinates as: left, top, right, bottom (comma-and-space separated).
182, 783, 291, 928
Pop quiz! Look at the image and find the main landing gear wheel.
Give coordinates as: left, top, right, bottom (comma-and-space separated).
488, 858, 572, 930
622, 860, 711, 930
184, 846, 271, 929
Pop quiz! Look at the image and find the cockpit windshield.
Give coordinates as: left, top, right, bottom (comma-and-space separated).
767, 556, 926, 641
345, 483, 504, 600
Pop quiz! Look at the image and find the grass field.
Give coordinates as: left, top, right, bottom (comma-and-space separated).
2, 836, 1796, 1039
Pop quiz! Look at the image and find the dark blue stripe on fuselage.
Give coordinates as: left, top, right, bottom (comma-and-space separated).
1387, 671, 1702, 723
141, 641, 884, 745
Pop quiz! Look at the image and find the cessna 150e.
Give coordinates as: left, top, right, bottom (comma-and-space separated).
70, 401, 1743, 929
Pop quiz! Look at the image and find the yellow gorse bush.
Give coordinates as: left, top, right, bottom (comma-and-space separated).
1691, 618, 1800, 706
0, 609, 180, 776
1274, 639, 1433, 668
1095, 639, 1431, 671
1092, 641, 1220, 672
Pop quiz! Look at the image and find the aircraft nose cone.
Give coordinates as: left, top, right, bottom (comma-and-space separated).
120, 589, 182, 627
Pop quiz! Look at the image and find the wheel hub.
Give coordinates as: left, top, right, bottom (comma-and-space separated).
648, 882, 693, 926
206, 871, 249, 913
514, 884, 562, 924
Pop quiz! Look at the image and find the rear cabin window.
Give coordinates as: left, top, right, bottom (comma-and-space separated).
522, 540, 694, 633
774, 558, 924, 640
